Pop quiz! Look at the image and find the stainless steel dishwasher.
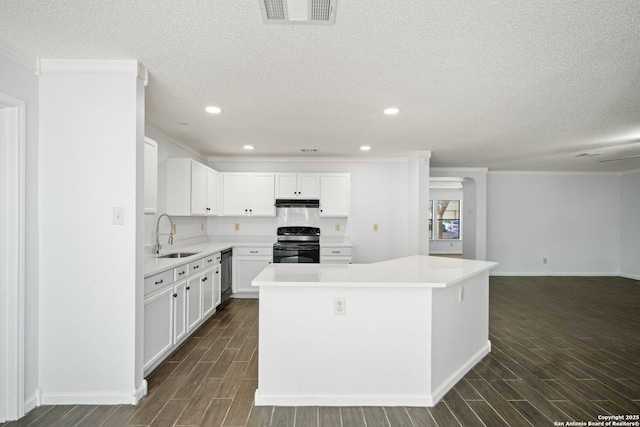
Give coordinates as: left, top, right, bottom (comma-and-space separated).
220, 248, 233, 308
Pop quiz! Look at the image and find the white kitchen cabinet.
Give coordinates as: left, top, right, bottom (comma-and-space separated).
143, 252, 223, 374
320, 173, 350, 217
166, 158, 219, 216
143, 137, 158, 214
222, 173, 275, 217
233, 246, 272, 297
275, 173, 320, 199
143, 286, 173, 371
213, 263, 222, 307
186, 274, 203, 332
173, 281, 187, 344
321, 246, 353, 264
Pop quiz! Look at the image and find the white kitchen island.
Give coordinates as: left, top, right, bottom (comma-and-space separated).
252, 255, 498, 407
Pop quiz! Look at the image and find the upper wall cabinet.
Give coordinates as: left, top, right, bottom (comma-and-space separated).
144, 137, 158, 214
166, 158, 219, 216
275, 173, 321, 199
222, 173, 275, 217
320, 173, 350, 217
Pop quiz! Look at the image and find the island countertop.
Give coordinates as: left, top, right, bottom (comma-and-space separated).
253, 255, 498, 288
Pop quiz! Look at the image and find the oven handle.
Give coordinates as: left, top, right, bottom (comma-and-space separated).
274, 245, 319, 251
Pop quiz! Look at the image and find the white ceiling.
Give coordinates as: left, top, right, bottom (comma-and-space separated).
2, 0, 640, 171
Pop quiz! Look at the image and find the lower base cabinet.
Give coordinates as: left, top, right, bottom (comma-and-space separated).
143, 252, 222, 374
233, 247, 272, 297
320, 246, 353, 264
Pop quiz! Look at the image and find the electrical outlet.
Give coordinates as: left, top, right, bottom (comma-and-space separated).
373, 224, 379, 232
201, 223, 204, 231
543, 258, 548, 264
235, 223, 240, 231
335, 224, 340, 231
172, 224, 176, 234
334, 297, 346, 315
459, 285, 465, 302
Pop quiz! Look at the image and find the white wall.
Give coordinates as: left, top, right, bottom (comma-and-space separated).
0, 52, 39, 411
487, 172, 621, 275
208, 159, 411, 263
143, 128, 208, 252
620, 170, 640, 279
39, 65, 144, 403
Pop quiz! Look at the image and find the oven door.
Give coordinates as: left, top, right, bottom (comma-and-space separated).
273, 244, 319, 263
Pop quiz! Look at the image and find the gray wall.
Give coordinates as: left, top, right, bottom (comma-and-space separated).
0, 52, 39, 409
620, 171, 640, 279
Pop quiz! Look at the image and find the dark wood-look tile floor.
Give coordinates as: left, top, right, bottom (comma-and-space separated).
4, 276, 640, 426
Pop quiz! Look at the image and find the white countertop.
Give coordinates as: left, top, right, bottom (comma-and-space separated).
144, 236, 355, 277
253, 255, 497, 288
143, 238, 275, 277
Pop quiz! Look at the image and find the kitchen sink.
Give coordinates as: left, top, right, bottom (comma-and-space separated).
157, 252, 199, 259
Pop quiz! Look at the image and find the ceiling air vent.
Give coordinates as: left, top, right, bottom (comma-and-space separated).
301, 148, 319, 153
259, 0, 337, 25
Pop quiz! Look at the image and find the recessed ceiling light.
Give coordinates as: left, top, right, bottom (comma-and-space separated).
205, 106, 222, 114
384, 107, 400, 115
360, 145, 371, 151
243, 145, 254, 150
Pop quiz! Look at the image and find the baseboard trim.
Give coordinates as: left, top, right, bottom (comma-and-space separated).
40, 381, 147, 405
430, 341, 491, 405
254, 342, 490, 408
621, 273, 640, 281
490, 272, 620, 277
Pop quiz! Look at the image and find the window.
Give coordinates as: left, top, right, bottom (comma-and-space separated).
429, 199, 461, 240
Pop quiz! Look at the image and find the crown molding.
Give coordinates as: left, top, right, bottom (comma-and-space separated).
37, 59, 148, 83
431, 167, 488, 173
487, 170, 622, 176
206, 156, 410, 163
145, 125, 208, 160
0, 39, 37, 71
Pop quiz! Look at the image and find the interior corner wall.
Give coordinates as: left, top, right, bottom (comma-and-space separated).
39, 70, 141, 403
487, 172, 620, 276
0, 52, 39, 411
620, 171, 640, 279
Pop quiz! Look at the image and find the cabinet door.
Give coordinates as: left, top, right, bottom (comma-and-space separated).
213, 264, 222, 306
298, 174, 320, 199
320, 174, 350, 217
234, 255, 272, 294
143, 137, 158, 214
206, 168, 218, 216
191, 161, 208, 215
143, 287, 173, 370
202, 268, 215, 318
173, 281, 187, 343
248, 174, 275, 216
275, 173, 298, 198
186, 275, 203, 331
223, 174, 249, 216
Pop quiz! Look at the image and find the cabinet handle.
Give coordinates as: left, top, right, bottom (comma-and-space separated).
173, 293, 177, 298
250, 250, 258, 254
206, 207, 211, 211
207, 259, 212, 263
178, 271, 185, 276
202, 277, 208, 282
186, 286, 190, 290
193, 265, 199, 270
155, 279, 163, 285
332, 250, 340, 254
216, 271, 219, 274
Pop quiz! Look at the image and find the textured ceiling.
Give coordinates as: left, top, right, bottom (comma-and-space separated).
1, 0, 640, 171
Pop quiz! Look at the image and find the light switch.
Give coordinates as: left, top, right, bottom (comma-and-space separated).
373, 224, 379, 232
112, 207, 125, 225
235, 223, 240, 231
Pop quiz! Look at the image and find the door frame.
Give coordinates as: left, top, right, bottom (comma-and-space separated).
0, 91, 26, 422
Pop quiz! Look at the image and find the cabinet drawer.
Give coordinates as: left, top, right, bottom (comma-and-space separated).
202, 253, 219, 268
174, 264, 188, 281
235, 247, 272, 256
321, 246, 353, 256
189, 258, 203, 275
144, 269, 174, 295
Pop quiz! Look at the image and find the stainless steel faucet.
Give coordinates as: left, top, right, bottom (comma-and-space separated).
154, 214, 174, 254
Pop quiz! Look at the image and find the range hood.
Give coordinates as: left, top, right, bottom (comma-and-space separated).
275, 199, 320, 208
